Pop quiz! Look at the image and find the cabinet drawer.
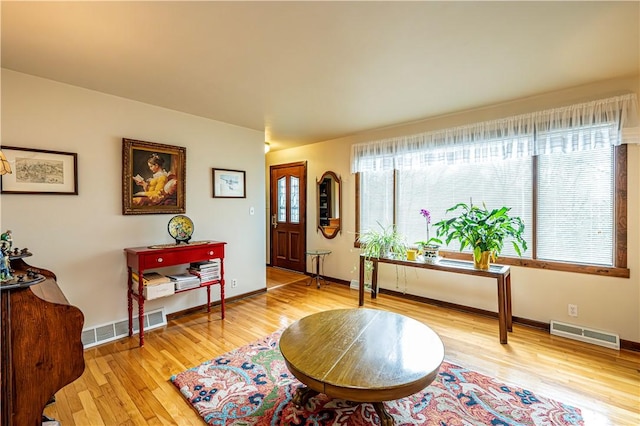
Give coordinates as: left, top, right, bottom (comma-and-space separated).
186, 246, 224, 262
198, 245, 224, 260
138, 245, 224, 269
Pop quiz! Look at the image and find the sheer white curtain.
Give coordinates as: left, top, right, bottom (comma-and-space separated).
351, 93, 638, 173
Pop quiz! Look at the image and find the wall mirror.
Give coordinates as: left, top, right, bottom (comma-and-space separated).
317, 171, 342, 239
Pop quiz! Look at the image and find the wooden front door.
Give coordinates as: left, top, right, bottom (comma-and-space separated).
270, 162, 307, 272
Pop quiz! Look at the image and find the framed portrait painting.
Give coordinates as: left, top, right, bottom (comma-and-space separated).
0, 146, 78, 195
122, 138, 186, 215
212, 168, 246, 198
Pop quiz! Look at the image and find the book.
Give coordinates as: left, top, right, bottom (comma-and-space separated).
132, 272, 171, 286
174, 279, 201, 291
189, 260, 220, 270
167, 272, 199, 282
166, 273, 201, 291
188, 269, 220, 283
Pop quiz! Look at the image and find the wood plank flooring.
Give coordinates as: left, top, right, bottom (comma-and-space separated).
44, 268, 640, 425
266, 266, 307, 289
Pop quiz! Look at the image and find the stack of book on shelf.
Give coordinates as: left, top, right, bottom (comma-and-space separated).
166, 272, 202, 291
132, 272, 175, 299
188, 259, 221, 284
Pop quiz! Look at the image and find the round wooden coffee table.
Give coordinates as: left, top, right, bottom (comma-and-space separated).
279, 308, 444, 426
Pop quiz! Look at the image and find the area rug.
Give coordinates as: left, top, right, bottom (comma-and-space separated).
170, 331, 584, 425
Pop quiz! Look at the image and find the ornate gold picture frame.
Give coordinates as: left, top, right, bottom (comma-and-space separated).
122, 138, 186, 215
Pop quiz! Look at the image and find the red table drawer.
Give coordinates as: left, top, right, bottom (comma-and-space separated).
126, 242, 226, 271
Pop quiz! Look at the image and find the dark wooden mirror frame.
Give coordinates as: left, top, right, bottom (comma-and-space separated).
317, 171, 342, 239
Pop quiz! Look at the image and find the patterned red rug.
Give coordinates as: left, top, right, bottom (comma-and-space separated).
171, 331, 584, 425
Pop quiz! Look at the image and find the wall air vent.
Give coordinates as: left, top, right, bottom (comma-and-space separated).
550, 320, 619, 350
81, 308, 166, 348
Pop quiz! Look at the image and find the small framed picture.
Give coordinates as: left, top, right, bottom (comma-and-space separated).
212, 168, 246, 198
122, 138, 186, 215
0, 146, 78, 195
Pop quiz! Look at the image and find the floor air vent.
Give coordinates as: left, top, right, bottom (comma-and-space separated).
550, 320, 619, 350
81, 308, 166, 348
350, 280, 371, 290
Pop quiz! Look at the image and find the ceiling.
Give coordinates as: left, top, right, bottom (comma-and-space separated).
2, 1, 639, 151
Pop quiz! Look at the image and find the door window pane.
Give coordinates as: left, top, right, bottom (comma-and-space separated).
277, 176, 286, 222
290, 176, 300, 224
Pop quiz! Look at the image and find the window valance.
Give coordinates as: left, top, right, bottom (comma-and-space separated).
351, 93, 638, 172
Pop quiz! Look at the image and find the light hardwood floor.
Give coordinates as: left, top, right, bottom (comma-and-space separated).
45, 268, 639, 425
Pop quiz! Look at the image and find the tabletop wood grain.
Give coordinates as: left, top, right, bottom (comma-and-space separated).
279, 308, 445, 403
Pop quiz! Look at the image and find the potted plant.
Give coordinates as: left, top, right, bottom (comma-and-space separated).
414, 209, 442, 263
357, 222, 408, 261
357, 222, 409, 292
434, 202, 527, 270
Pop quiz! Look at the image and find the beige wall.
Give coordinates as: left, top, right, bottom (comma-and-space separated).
266, 75, 640, 343
1, 69, 267, 329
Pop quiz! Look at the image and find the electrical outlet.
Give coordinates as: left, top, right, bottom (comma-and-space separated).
232, 279, 238, 288
568, 304, 578, 317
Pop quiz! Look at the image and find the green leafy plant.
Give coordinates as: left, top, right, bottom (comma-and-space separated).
357, 222, 408, 260
434, 202, 527, 264
356, 222, 409, 291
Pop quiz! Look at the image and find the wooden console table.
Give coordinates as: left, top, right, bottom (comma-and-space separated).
125, 241, 226, 347
358, 255, 513, 344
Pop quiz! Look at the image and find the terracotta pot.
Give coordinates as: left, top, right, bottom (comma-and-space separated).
474, 251, 491, 270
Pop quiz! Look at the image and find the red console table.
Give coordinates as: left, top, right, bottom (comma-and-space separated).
125, 241, 226, 346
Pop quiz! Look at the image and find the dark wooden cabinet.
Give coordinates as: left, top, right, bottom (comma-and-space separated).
1, 256, 85, 426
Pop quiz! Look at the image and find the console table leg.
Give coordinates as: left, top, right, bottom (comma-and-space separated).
138, 300, 145, 347
206, 286, 211, 313
373, 402, 395, 426
127, 292, 133, 337
497, 277, 507, 344
220, 282, 225, 319
506, 274, 513, 332
136, 271, 146, 347
371, 260, 378, 299
127, 267, 133, 337
358, 256, 365, 306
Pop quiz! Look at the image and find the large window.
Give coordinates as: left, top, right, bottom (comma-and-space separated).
359, 146, 623, 272
354, 95, 635, 277
394, 156, 533, 259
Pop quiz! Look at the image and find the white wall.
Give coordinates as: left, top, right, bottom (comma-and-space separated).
267, 75, 640, 343
1, 69, 266, 329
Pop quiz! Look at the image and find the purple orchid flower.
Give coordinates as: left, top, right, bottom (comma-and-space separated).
419, 209, 431, 224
